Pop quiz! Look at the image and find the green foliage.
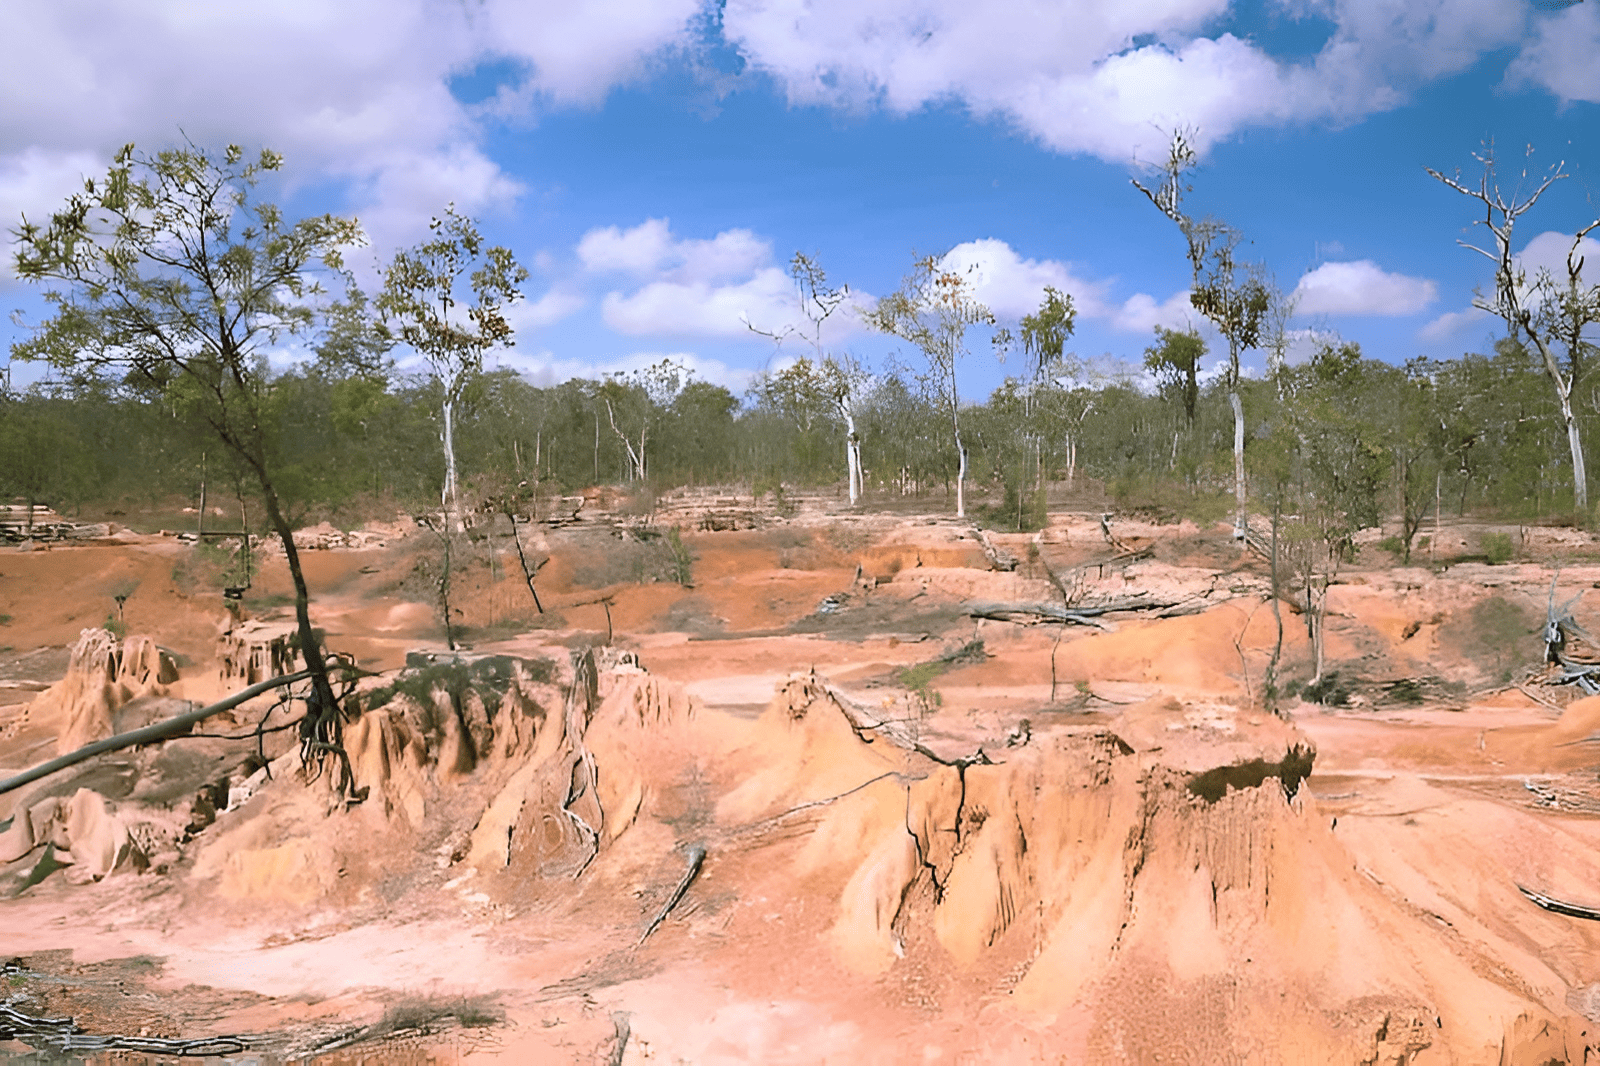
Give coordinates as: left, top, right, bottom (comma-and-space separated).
896, 661, 947, 705
896, 640, 986, 704
1482, 531, 1515, 564
365, 653, 554, 716
378, 207, 526, 511
1299, 671, 1352, 706
665, 527, 695, 587
1017, 286, 1076, 376
1144, 326, 1206, 423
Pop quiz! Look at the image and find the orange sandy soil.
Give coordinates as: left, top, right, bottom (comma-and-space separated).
4, 514, 1600, 1062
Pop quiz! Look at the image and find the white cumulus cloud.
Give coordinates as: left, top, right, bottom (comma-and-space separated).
492, 347, 758, 393
504, 287, 588, 333
1418, 305, 1488, 342
1292, 260, 1438, 316
603, 268, 797, 337
586, 219, 873, 341
936, 238, 1198, 333
1506, 2, 1600, 104
721, 0, 1532, 163
0, 0, 704, 263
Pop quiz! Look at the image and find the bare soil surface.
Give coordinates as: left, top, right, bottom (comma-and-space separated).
6, 509, 1600, 1063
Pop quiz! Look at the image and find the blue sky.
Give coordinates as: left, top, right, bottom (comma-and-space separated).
4, 0, 1599, 401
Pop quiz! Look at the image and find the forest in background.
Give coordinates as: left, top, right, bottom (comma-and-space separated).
0, 331, 1590, 543
3, 135, 1597, 566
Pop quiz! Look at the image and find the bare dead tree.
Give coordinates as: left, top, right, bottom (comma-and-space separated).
1428, 143, 1600, 515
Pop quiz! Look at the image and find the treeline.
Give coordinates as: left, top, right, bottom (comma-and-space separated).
0, 333, 1588, 533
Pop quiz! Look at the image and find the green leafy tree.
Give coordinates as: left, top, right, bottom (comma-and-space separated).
1134, 129, 1275, 538
377, 206, 527, 518
1258, 340, 1391, 689
746, 253, 869, 502
11, 142, 361, 786
1144, 326, 1206, 425
999, 285, 1078, 501
864, 255, 996, 517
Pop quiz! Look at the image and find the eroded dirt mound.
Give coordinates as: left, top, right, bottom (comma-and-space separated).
20, 627, 180, 754
11, 514, 1600, 1062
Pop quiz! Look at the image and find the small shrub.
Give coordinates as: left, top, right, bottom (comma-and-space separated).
1301, 671, 1352, 706
1376, 535, 1406, 560
1482, 531, 1514, 565
897, 661, 947, 705
1384, 678, 1426, 705
665, 527, 695, 587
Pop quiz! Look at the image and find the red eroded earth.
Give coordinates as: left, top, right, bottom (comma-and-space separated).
4, 506, 1600, 1063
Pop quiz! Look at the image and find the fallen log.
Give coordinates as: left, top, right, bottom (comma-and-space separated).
638, 843, 706, 945
967, 602, 1110, 629
0, 668, 313, 797
966, 597, 1182, 627
1518, 883, 1600, 922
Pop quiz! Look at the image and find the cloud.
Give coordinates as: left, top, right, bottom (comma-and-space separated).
721, 0, 1531, 162
577, 218, 773, 284
602, 267, 798, 337
1292, 260, 1438, 316
1419, 305, 1488, 342
1517, 230, 1600, 289
480, 0, 704, 107
1418, 230, 1600, 343
1506, 2, 1600, 104
585, 218, 874, 341
0, 147, 104, 282
578, 219, 676, 275
0, 0, 705, 267
936, 238, 1197, 333
504, 287, 588, 332
1109, 290, 1203, 334
490, 347, 758, 394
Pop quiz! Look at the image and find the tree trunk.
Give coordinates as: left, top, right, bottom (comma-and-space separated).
257, 475, 346, 790
1267, 501, 1284, 712
841, 405, 861, 505
507, 512, 545, 614
1230, 386, 1246, 539
1308, 582, 1327, 688
954, 432, 967, 519
441, 395, 460, 517
1531, 335, 1589, 515
1562, 392, 1588, 515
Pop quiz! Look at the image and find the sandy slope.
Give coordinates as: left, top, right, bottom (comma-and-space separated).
3, 514, 1600, 1063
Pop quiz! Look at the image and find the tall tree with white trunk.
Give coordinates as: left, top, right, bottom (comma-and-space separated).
1133, 130, 1273, 540
378, 207, 526, 521
747, 252, 869, 503
1428, 144, 1600, 517
864, 254, 995, 518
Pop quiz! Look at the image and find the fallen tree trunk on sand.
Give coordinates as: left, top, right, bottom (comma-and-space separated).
0, 669, 313, 797
966, 597, 1186, 628
1518, 883, 1600, 922
638, 843, 707, 945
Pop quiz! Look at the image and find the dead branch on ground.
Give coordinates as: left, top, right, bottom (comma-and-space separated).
0, 669, 315, 796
